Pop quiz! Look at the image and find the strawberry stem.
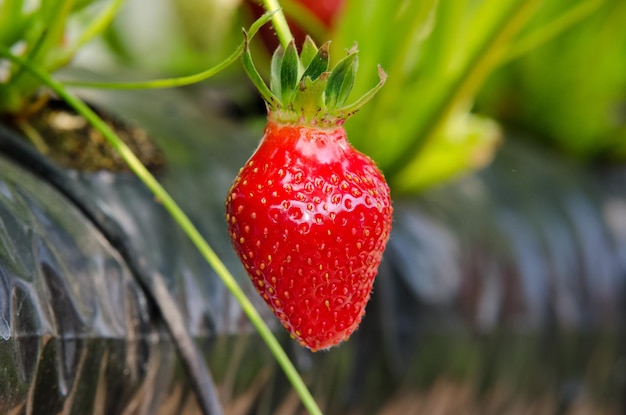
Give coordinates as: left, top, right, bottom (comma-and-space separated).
261, 0, 294, 49
61, 12, 274, 90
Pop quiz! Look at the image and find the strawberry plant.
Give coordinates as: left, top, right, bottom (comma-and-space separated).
226, 37, 392, 351
0, 0, 125, 115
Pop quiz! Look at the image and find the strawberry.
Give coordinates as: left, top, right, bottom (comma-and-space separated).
226, 36, 391, 351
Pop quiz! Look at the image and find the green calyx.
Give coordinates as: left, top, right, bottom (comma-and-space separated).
243, 34, 387, 127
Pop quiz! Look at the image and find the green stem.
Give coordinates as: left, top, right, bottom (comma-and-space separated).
62, 58, 237, 89
63, 41, 242, 90
0, 47, 322, 415
261, 0, 294, 48
61, 12, 273, 90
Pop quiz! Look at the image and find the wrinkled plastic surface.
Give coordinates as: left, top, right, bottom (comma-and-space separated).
0, 151, 203, 414
388, 140, 626, 332
0, 84, 624, 413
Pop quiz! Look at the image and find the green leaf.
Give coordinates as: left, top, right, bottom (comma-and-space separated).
325, 48, 358, 110
300, 35, 318, 68
295, 73, 329, 122
270, 45, 283, 100
280, 40, 299, 103
337, 65, 386, 117
0, 13, 32, 50
0, 0, 25, 41
381, 0, 540, 178
242, 31, 279, 106
301, 41, 329, 81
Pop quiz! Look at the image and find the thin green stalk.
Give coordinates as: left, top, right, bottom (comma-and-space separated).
63, 52, 238, 89
0, 47, 322, 415
62, 12, 273, 90
261, 0, 293, 48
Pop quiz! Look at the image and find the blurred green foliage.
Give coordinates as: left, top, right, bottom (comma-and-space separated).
0, 0, 124, 114
2, 0, 624, 192
102, 0, 243, 73
327, 0, 611, 192
478, 0, 626, 162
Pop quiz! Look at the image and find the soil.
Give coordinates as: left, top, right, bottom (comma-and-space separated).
3, 98, 166, 172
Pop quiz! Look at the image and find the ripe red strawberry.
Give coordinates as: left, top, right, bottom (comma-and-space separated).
226, 36, 391, 351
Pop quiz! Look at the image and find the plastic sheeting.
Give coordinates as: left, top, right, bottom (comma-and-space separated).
0, 145, 204, 414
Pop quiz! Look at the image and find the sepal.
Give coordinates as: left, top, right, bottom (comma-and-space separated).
301, 41, 329, 81
325, 45, 358, 111
280, 41, 299, 104
243, 34, 386, 127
